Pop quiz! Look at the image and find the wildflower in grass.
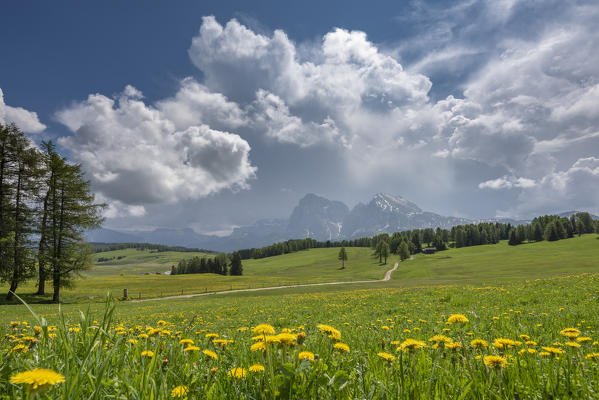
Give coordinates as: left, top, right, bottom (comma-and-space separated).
203, 349, 218, 360
148, 328, 162, 337
539, 351, 551, 357
297, 332, 307, 345
252, 324, 275, 335
525, 340, 537, 346
179, 339, 194, 346
470, 339, 488, 349
519, 334, 530, 340
171, 385, 189, 398
334, 342, 350, 353
493, 338, 521, 350
10, 368, 65, 392
250, 342, 266, 352
317, 324, 342, 340
429, 335, 452, 348
560, 328, 581, 339
541, 346, 565, 355
12, 344, 28, 354
484, 355, 508, 369
565, 342, 581, 348
577, 337, 592, 343
275, 333, 297, 346
237, 327, 248, 332
141, 350, 154, 358
33, 326, 42, 335
138, 333, 149, 339
128, 339, 138, 345
10, 321, 21, 327
205, 333, 219, 339
378, 352, 396, 362
298, 351, 315, 361
184, 346, 200, 352
249, 364, 265, 373
228, 367, 247, 378
213, 339, 234, 347
446, 341, 462, 350
447, 314, 469, 324
398, 339, 427, 352
586, 353, 599, 361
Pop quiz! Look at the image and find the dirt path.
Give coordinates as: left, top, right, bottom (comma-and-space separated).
131, 262, 400, 303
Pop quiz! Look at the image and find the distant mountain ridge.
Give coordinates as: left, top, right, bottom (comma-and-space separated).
85, 193, 597, 252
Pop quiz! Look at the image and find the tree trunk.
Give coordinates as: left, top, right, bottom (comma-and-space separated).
52, 270, 60, 303
37, 186, 50, 295
36, 269, 46, 295
6, 281, 17, 300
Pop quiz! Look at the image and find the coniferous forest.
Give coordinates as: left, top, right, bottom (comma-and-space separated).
0, 123, 104, 302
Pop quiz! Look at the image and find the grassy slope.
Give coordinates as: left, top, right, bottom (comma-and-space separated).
1, 247, 392, 303
389, 234, 599, 287
0, 235, 597, 323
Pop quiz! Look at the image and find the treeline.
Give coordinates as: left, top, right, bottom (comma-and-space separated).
508, 213, 597, 245
235, 213, 598, 262
171, 252, 243, 276
237, 237, 372, 260
92, 242, 212, 254
0, 123, 103, 302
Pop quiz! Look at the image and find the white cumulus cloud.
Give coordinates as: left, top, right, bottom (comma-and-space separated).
57, 86, 256, 213
0, 88, 46, 133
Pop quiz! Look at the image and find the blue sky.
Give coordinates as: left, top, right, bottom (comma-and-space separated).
1, 1, 598, 234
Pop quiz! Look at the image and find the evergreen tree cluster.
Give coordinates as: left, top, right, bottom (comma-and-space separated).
170, 252, 243, 276
92, 242, 212, 253
0, 123, 104, 302
237, 237, 372, 260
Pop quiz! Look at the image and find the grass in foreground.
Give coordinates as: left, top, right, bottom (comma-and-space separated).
1, 272, 599, 399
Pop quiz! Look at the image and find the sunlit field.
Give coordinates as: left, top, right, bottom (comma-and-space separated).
2, 271, 599, 399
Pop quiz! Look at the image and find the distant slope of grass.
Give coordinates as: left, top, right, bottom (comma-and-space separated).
390, 234, 599, 287
2, 247, 393, 303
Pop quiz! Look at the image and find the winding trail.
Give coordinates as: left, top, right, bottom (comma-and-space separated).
130, 262, 399, 303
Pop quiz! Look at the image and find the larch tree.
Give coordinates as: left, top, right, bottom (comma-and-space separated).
1, 124, 41, 300
37, 144, 104, 303
338, 247, 348, 269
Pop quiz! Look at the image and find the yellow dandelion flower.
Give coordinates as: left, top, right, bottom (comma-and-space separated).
334, 342, 350, 353
560, 328, 581, 339
128, 339, 138, 345
539, 351, 551, 357
11, 344, 28, 354
429, 335, 452, 345
398, 339, 427, 351
317, 324, 341, 340
484, 355, 508, 369
250, 341, 266, 352
138, 333, 149, 340
10, 368, 65, 391
470, 339, 488, 349
249, 364, 265, 373
377, 352, 396, 362
183, 346, 200, 352
228, 367, 247, 378
586, 353, 599, 361
298, 351, 315, 361
213, 339, 234, 347
171, 385, 189, 398
275, 333, 297, 346
493, 338, 521, 349
252, 324, 275, 335
577, 337, 592, 343
447, 314, 469, 324
179, 339, 194, 346
205, 333, 219, 339
565, 342, 581, 348
141, 350, 154, 358
203, 349, 218, 360
519, 334, 530, 340
446, 341, 462, 350
541, 346, 565, 355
